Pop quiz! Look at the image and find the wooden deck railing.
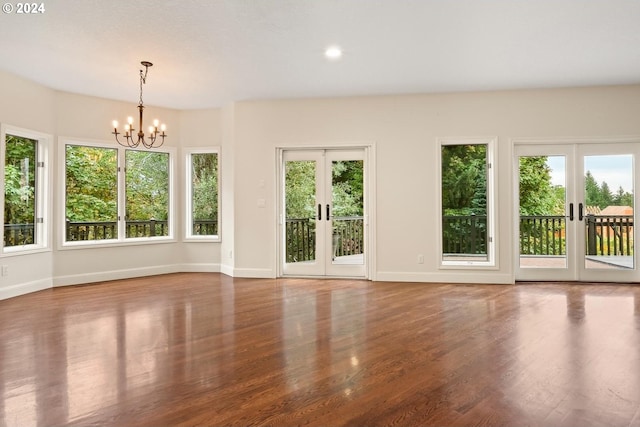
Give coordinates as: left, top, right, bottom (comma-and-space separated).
519, 215, 566, 255
442, 214, 488, 255
3, 215, 633, 258
285, 216, 364, 263
3, 223, 35, 246
585, 214, 634, 256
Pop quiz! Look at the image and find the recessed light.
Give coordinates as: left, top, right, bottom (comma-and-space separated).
325, 45, 343, 61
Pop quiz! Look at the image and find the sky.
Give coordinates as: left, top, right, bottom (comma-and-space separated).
546, 154, 633, 194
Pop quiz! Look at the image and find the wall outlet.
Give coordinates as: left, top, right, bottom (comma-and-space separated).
1, 265, 8, 276
417, 254, 424, 264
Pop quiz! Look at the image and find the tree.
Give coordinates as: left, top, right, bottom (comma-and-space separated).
613, 186, 634, 207
191, 152, 218, 220
125, 151, 169, 221
285, 160, 316, 219
65, 145, 117, 221
4, 135, 36, 225
599, 181, 613, 208
441, 144, 486, 216
584, 171, 602, 208
518, 156, 564, 215
331, 160, 363, 217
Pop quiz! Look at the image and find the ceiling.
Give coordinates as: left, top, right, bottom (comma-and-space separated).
1, 0, 639, 110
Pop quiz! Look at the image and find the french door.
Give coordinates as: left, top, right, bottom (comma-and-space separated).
280, 149, 366, 277
515, 142, 638, 282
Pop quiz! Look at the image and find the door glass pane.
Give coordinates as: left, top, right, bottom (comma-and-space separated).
331, 160, 364, 265
4, 135, 37, 246
441, 144, 488, 262
518, 156, 567, 268
285, 160, 316, 264
584, 155, 634, 270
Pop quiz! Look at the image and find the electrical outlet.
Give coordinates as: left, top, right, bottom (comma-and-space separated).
417, 254, 424, 264
1, 265, 8, 276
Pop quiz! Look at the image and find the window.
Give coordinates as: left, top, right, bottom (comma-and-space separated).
125, 150, 170, 238
2, 126, 50, 253
185, 149, 219, 240
65, 144, 118, 241
439, 138, 495, 267
62, 141, 175, 246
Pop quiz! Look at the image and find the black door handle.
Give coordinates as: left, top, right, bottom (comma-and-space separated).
569, 203, 574, 221
579, 203, 584, 221
317, 204, 322, 220
326, 204, 330, 221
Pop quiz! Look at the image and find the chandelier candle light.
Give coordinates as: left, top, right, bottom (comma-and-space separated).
112, 61, 167, 148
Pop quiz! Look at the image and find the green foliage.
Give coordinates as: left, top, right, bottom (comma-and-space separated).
191, 152, 218, 220
332, 160, 363, 217
65, 145, 118, 221
441, 144, 489, 255
285, 160, 316, 219
518, 156, 564, 215
4, 135, 36, 225
614, 186, 634, 207
441, 144, 487, 216
125, 150, 169, 221
285, 159, 364, 219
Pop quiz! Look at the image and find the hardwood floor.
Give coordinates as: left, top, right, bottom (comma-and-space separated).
1, 273, 640, 426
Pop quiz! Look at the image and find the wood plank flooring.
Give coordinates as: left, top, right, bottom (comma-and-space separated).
1, 273, 640, 426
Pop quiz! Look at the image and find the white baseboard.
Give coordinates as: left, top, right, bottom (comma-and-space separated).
375, 271, 515, 284
53, 264, 182, 287
232, 267, 276, 278
0, 278, 52, 300
178, 263, 220, 273
218, 265, 275, 278
220, 263, 234, 277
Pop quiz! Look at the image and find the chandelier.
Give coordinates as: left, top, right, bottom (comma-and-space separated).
111, 61, 167, 148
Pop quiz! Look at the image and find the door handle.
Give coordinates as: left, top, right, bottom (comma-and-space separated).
579, 203, 584, 221
569, 203, 574, 221
317, 204, 322, 220
326, 204, 330, 221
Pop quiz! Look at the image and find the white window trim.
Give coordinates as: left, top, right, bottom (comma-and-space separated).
58, 138, 176, 250
184, 147, 220, 242
1, 124, 52, 256
437, 137, 498, 269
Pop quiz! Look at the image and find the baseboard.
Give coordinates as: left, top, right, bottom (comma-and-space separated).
220, 263, 234, 277
53, 264, 183, 287
232, 267, 276, 278
375, 271, 515, 284
178, 263, 220, 273
0, 278, 52, 300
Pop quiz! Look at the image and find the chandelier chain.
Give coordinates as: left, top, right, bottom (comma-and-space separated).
111, 61, 167, 149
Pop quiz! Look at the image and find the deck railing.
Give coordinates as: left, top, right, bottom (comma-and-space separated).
519, 215, 566, 255
444, 214, 633, 257
585, 214, 634, 256
285, 216, 364, 263
3, 215, 633, 258
3, 223, 35, 246
442, 214, 488, 255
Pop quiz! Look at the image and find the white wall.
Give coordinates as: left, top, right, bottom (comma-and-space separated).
229, 86, 640, 283
1, 66, 640, 299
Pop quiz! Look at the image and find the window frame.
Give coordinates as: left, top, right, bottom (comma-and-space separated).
59, 138, 176, 249
1, 124, 52, 256
184, 147, 220, 242
437, 137, 497, 269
